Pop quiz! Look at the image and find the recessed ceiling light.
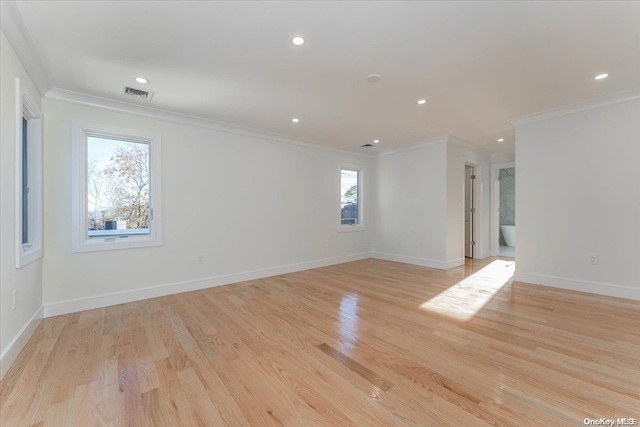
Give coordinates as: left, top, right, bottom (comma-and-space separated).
291, 118, 300, 123
373, 139, 380, 144
291, 36, 305, 46
135, 77, 148, 84
417, 99, 427, 105
497, 138, 504, 142
594, 73, 609, 80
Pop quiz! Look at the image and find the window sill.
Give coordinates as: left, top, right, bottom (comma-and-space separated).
72, 235, 162, 253
17, 245, 42, 268
338, 225, 366, 233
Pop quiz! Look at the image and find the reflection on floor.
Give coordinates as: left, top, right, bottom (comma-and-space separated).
420, 259, 515, 320
499, 245, 515, 257
2, 258, 638, 426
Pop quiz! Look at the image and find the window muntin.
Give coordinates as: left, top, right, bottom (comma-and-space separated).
341, 168, 360, 226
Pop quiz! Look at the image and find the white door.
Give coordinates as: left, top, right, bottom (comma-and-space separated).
465, 165, 475, 258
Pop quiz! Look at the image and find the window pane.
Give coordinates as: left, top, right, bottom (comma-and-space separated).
341, 169, 359, 225
87, 136, 150, 238
22, 117, 28, 244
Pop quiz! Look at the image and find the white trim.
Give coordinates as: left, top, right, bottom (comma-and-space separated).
515, 272, 640, 301
0, 2, 52, 96
462, 159, 483, 259
445, 257, 465, 269
15, 78, 43, 268
508, 89, 640, 127
449, 135, 492, 157
378, 134, 490, 158
490, 151, 515, 165
377, 135, 449, 156
44, 252, 371, 317
45, 88, 373, 158
338, 226, 366, 233
491, 162, 515, 256
71, 121, 162, 253
476, 250, 490, 260
0, 305, 44, 380
371, 252, 462, 270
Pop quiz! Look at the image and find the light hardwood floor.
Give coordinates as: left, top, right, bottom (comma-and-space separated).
1, 258, 639, 426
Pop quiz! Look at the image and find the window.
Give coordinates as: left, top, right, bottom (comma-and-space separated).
22, 117, 29, 244
340, 167, 363, 229
16, 78, 43, 268
72, 123, 162, 252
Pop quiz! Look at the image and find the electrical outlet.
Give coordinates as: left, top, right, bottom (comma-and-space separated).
197, 254, 204, 264
588, 253, 599, 265
12, 290, 16, 309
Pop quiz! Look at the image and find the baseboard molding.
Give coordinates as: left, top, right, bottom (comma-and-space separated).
371, 252, 456, 270
44, 252, 371, 317
515, 272, 640, 301
476, 251, 490, 260
0, 305, 44, 380
446, 257, 465, 268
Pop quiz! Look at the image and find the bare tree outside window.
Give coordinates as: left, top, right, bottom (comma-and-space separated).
341, 169, 359, 225
87, 136, 150, 237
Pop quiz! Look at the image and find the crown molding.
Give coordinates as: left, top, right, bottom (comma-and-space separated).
377, 135, 450, 156
44, 88, 372, 158
447, 135, 492, 156
509, 89, 640, 127
0, 1, 52, 97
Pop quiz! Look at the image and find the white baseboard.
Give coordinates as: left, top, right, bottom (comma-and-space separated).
44, 252, 371, 318
0, 305, 44, 380
515, 272, 640, 301
476, 250, 490, 260
371, 252, 455, 270
445, 257, 465, 268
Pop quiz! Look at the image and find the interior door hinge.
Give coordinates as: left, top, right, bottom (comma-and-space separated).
471, 175, 476, 180
470, 207, 476, 213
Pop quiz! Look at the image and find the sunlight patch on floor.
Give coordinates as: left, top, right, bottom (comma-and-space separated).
420, 260, 515, 320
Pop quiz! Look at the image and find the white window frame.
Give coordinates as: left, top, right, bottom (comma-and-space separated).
71, 121, 162, 253
15, 78, 43, 268
339, 165, 365, 232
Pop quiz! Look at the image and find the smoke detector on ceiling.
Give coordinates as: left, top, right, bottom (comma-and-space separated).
366, 74, 381, 83
123, 86, 153, 100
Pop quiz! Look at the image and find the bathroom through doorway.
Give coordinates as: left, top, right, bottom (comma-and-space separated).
491, 162, 516, 258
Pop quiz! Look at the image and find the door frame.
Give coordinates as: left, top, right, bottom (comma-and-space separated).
491, 161, 515, 256
462, 159, 482, 259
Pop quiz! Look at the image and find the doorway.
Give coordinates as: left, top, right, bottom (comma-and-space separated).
464, 165, 476, 258
491, 162, 516, 257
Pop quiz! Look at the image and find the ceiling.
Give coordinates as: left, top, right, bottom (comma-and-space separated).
10, 1, 640, 153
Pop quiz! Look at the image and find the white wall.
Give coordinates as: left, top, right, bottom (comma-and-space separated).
515, 98, 640, 300
42, 99, 373, 314
372, 138, 491, 269
0, 30, 44, 376
372, 140, 449, 268
445, 140, 491, 264
491, 151, 515, 164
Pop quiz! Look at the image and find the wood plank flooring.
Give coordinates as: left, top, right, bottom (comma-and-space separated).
1, 258, 639, 426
